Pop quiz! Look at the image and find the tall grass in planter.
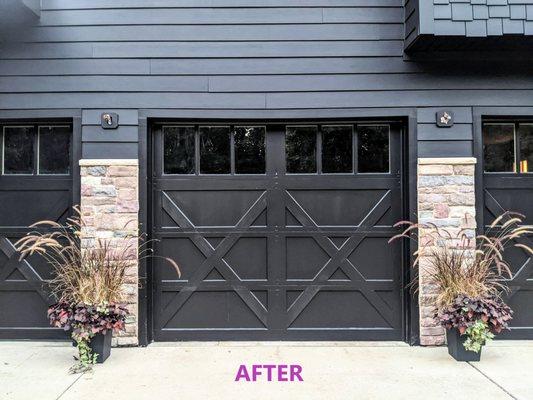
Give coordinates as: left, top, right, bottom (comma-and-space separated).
15, 207, 179, 372
390, 212, 532, 361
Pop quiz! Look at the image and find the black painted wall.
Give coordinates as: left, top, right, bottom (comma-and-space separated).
1, 0, 533, 158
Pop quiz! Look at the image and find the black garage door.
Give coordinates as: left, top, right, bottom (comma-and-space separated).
150, 122, 405, 341
0, 123, 73, 339
482, 121, 533, 339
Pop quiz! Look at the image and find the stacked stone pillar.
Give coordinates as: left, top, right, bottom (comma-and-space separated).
417, 158, 477, 346
79, 159, 139, 346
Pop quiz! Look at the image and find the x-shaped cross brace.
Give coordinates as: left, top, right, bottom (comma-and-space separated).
159, 191, 269, 328
0, 236, 53, 304
484, 191, 533, 298
284, 190, 396, 327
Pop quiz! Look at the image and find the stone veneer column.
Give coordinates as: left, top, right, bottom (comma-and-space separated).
417, 157, 477, 346
79, 159, 139, 346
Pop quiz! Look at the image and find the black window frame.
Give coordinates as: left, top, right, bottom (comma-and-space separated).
0, 123, 73, 176
233, 125, 267, 175
321, 124, 354, 174
483, 121, 533, 174
161, 124, 267, 176
162, 125, 197, 176
285, 123, 391, 175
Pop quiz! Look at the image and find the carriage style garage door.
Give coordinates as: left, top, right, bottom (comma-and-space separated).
482, 121, 533, 339
0, 123, 72, 339
150, 122, 405, 341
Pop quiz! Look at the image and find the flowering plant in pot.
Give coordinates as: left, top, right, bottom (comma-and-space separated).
15, 207, 179, 372
390, 212, 532, 361
437, 294, 512, 360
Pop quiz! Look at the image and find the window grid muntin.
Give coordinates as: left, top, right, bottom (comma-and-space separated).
234, 125, 267, 175
37, 125, 71, 176
356, 124, 391, 175
198, 125, 232, 175
1, 125, 35, 176
321, 124, 354, 175
285, 125, 319, 175
518, 123, 533, 174
162, 125, 196, 176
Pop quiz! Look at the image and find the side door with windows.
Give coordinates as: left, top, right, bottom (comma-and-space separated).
0, 124, 73, 339
482, 122, 533, 339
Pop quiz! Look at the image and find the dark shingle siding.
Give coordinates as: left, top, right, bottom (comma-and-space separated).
430, 0, 531, 36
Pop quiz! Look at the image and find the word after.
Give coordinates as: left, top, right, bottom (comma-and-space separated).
235, 364, 303, 382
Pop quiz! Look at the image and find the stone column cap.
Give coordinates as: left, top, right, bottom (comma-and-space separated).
418, 157, 476, 165
79, 159, 139, 166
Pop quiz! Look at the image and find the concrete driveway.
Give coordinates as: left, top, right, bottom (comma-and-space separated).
1, 341, 531, 400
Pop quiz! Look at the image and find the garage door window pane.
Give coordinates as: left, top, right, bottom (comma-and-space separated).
358, 125, 390, 173
483, 124, 515, 172
39, 126, 71, 175
200, 126, 231, 174
3, 127, 34, 175
164, 126, 195, 174
234, 126, 266, 174
322, 125, 353, 173
286, 126, 317, 174
519, 124, 532, 173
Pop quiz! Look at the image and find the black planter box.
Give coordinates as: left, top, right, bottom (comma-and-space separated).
446, 329, 481, 362
89, 332, 112, 363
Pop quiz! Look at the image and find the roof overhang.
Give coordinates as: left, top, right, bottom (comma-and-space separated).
0, 0, 41, 39
405, 0, 533, 54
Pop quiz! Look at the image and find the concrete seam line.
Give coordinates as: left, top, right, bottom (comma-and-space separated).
467, 362, 518, 400
55, 372, 85, 400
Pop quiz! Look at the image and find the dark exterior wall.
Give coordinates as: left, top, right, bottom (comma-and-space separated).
1, 0, 533, 158
81, 110, 139, 159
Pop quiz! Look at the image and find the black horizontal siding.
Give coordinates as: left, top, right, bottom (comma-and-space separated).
41, 0, 402, 9
417, 107, 473, 157
4, 74, 533, 93
21, 24, 404, 42
1, 1, 532, 158
81, 109, 139, 159
37, 8, 402, 25
0, 41, 404, 59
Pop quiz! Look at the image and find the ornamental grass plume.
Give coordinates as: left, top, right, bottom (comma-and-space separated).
15, 206, 180, 306
389, 211, 533, 308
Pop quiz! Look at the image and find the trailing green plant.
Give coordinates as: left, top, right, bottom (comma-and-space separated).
463, 320, 494, 353
73, 337, 97, 373
15, 206, 180, 372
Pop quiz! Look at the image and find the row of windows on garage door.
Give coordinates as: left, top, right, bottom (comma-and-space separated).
0, 121, 531, 341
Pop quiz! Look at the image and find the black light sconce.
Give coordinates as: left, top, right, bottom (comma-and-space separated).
101, 112, 119, 129
436, 110, 454, 128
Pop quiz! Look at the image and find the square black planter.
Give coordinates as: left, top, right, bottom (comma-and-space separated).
89, 332, 112, 363
446, 329, 481, 362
